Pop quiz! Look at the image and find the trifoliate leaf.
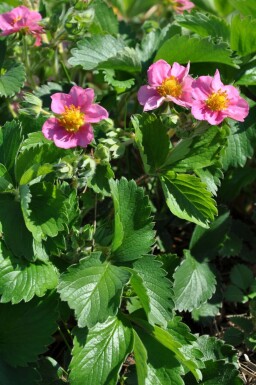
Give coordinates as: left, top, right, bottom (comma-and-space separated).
110, 178, 155, 262
155, 35, 239, 68
161, 172, 217, 228
131, 255, 174, 327
0, 61, 26, 97
173, 250, 216, 312
0, 293, 58, 367
0, 241, 59, 304
58, 253, 130, 328
132, 114, 170, 174
69, 315, 133, 385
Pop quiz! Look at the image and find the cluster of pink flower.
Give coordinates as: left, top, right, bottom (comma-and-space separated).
0, 5, 43, 46
138, 60, 249, 125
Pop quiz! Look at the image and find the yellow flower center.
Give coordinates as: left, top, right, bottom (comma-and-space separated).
12, 15, 22, 25
206, 90, 229, 111
157, 76, 182, 98
58, 104, 85, 133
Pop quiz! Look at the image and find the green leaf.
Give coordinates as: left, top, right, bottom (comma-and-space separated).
230, 264, 254, 291
69, 35, 141, 73
191, 292, 222, 325
189, 209, 231, 260
134, 329, 184, 385
193, 335, 237, 364
110, 0, 156, 17
0, 241, 59, 304
231, 15, 256, 56
20, 182, 66, 242
173, 250, 216, 311
236, 60, 256, 86
0, 193, 34, 260
104, 69, 135, 90
0, 293, 58, 366
69, 315, 133, 385
0, 359, 40, 385
89, 0, 118, 35
195, 166, 223, 196
167, 316, 197, 345
222, 111, 256, 170
87, 163, 114, 196
155, 35, 238, 68
0, 119, 22, 174
224, 284, 245, 302
0, 61, 26, 97
223, 327, 244, 347
110, 178, 155, 262
164, 125, 226, 172
0, 164, 13, 192
131, 255, 174, 327
229, 0, 256, 17
58, 253, 130, 328
161, 172, 217, 228
177, 12, 230, 41
0, 40, 6, 68
185, 361, 243, 385
131, 317, 201, 381
132, 114, 170, 174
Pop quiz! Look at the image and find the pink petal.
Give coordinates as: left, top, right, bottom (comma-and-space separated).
191, 101, 209, 120
204, 109, 225, 125
69, 86, 94, 111
42, 117, 77, 149
211, 69, 224, 91
223, 85, 240, 100
51, 93, 72, 114
147, 60, 172, 87
192, 76, 213, 100
0, 14, 14, 30
170, 62, 190, 82
138, 85, 159, 104
226, 98, 249, 122
144, 95, 165, 111
74, 124, 94, 147
85, 104, 108, 123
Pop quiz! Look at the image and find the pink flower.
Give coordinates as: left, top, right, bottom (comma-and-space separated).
42, 86, 109, 149
170, 0, 195, 14
138, 60, 193, 111
191, 69, 249, 125
0, 6, 44, 46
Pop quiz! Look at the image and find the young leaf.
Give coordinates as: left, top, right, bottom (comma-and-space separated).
131, 255, 174, 327
132, 114, 170, 174
161, 172, 217, 228
155, 35, 238, 68
58, 253, 130, 328
0, 61, 26, 97
110, 178, 155, 262
69, 315, 133, 385
0, 293, 58, 367
173, 250, 216, 311
0, 241, 59, 304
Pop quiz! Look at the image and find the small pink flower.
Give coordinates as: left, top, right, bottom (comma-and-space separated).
42, 86, 108, 149
170, 0, 195, 13
191, 69, 249, 125
138, 60, 193, 111
0, 5, 44, 46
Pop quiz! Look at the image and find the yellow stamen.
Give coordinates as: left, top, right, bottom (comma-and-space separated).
157, 76, 182, 98
12, 15, 22, 25
206, 90, 229, 111
58, 104, 85, 133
